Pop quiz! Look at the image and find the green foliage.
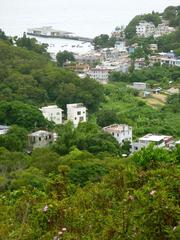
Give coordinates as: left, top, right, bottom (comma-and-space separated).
0, 125, 28, 152
163, 5, 180, 27
156, 28, 180, 53
0, 101, 48, 130
53, 121, 122, 156
15, 33, 49, 56
56, 50, 75, 67
0, 39, 104, 112
93, 34, 116, 49
96, 109, 120, 127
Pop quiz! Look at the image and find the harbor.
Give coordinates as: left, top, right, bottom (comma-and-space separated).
27, 26, 93, 43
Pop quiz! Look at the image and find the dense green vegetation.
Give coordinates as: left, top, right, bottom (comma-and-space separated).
98, 82, 180, 138
1, 144, 179, 239
93, 34, 116, 49
56, 50, 75, 67
0, 9, 180, 238
0, 39, 104, 111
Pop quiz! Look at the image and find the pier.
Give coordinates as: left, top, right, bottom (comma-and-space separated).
27, 26, 93, 43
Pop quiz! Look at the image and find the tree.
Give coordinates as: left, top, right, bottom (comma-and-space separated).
15, 33, 49, 55
0, 101, 49, 130
0, 125, 28, 152
96, 109, 120, 127
93, 34, 116, 49
56, 50, 75, 67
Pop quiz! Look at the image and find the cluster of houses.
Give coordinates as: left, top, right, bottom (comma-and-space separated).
73, 44, 131, 83
28, 103, 87, 150
136, 20, 175, 38
1, 115, 179, 153
61, 22, 178, 84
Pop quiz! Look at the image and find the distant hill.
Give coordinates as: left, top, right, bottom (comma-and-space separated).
125, 5, 180, 39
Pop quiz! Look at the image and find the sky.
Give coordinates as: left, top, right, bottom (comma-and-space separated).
0, 0, 179, 37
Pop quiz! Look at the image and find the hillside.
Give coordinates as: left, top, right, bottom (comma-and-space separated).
125, 5, 180, 40
0, 23, 180, 240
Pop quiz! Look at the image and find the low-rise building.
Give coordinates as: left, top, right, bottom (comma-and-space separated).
67, 103, 87, 127
103, 124, 132, 145
134, 58, 146, 70
133, 82, 147, 90
154, 23, 175, 38
149, 44, 158, 52
131, 134, 173, 152
150, 53, 180, 67
40, 105, 63, 125
75, 52, 102, 64
88, 67, 109, 83
28, 130, 54, 150
0, 125, 10, 135
115, 41, 127, 52
136, 21, 155, 38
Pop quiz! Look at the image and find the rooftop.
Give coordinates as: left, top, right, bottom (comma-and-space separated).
67, 103, 86, 109
139, 134, 172, 142
103, 124, 131, 133
40, 105, 63, 111
29, 130, 52, 137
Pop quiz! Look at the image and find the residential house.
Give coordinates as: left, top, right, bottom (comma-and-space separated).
40, 105, 63, 125
88, 67, 109, 83
103, 124, 132, 145
133, 82, 147, 90
136, 21, 155, 38
67, 103, 87, 127
28, 130, 54, 151
131, 134, 173, 152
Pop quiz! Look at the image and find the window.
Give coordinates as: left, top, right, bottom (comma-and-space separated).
56, 112, 60, 115
77, 111, 81, 115
79, 116, 84, 122
39, 137, 41, 141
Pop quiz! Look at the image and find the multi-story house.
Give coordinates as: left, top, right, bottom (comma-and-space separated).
103, 124, 132, 145
136, 21, 155, 38
67, 103, 87, 127
131, 134, 173, 152
40, 105, 63, 125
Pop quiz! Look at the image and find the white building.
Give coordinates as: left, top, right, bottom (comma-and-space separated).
0, 125, 10, 135
103, 124, 132, 145
88, 67, 109, 83
115, 41, 127, 52
131, 134, 173, 152
154, 23, 175, 38
133, 82, 147, 90
28, 130, 54, 151
136, 21, 155, 38
40, 105, 63, 125
67, 103, 87, 127
75, 52, 102, 64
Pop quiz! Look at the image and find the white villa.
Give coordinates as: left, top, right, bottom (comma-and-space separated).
40, 105, 63, 125
67, 103, 87, 127
103, 124, 132, 145
136, 21, 155, 38
131, 134, 173, 152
